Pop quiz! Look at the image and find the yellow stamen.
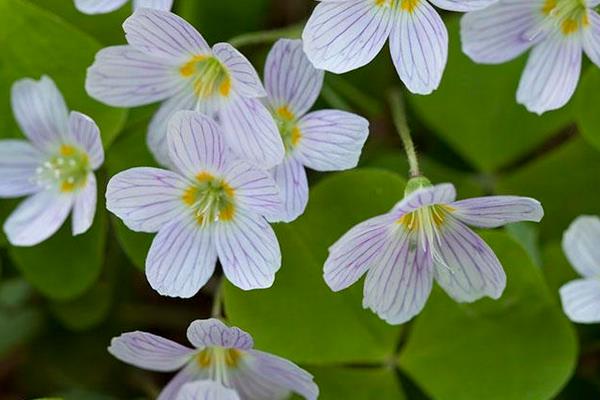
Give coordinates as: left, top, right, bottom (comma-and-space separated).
401, 0, 419, 13
59, 144, 76, 157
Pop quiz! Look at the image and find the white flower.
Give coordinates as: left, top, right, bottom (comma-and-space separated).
461, 0, 600, 114
109, 318, 319, 400
302, 0, 497, 95
560, 215, 600, 323
86, 8, 284, 169
74, 0, 172, 15
263, 39, 369, 222
0, 76, 104, 246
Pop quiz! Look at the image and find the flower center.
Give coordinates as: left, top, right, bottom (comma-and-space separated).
375, 0, 419, 13
180, 55, 232, 99
196, 347, 244, 385
273, 106, 302, 153
182, 172, 236, 226
542, 0, 589, 35
35, 144, 90, 192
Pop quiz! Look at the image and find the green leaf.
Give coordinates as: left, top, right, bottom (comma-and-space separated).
541, 241, 578, 298
575, 67, 600, 152
224, 169, 405, 364
50, 280, 112, 331
0, 0, 127, 147
408, 17, 573, 172
399, 232, 577, 400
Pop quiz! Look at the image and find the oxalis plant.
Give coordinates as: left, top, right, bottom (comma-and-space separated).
0, 0, 599, 399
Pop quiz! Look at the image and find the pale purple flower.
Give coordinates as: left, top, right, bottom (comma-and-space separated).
0, 76, 104, 247
106, 111, 282, 296
109, 318, 319, 400
74, 0, 172, 15
461, 0, 600, 114
263, 39, 369, 222
86, 8, 284, 168
324, 179, 544, 324
559, 216, 600, 324
302, 0, 497, 95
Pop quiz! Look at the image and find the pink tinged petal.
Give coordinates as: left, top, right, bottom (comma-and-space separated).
428, 0, 498, 12
460, 1, 542, 64
74, 0, 128, 14
390, 1, 448, 95
0, 140, 44, 198
67, 112, 104, 170
392, 183, 457, 216
433, 218, 506, 302
219, 96, 284, 169
269, 157, 308, 223
562, 216, 600, 278
124, 8, 211, 60
11, 76, 69, 152
3, 190, 73, 247
231, 350, 318, 400
583, 11, 600, 67
560, 278, 600, 324
177, 381, 240, 400
215, 211, 281, 290
106, 167, 188, 233
133, 0, 174, 11
86, 45, 184, 108
146, 218, 217, 298
295, 110, 369, 171
167, 111, 226, 178
72, 173, 97, 236
450, 196, 543, 228
265, 39, 325, 117
324, 213, 397, 291
186, 318, 254, 349
212, 43, 267, 98
158, 364, 202, 400
108, 331, 195, 372
302, 0, 394, 74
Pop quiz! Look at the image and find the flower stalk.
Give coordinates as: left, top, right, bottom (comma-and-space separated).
389, 90, 420, 178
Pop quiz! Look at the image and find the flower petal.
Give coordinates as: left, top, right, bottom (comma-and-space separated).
433, 217, 506, 302
215, 211, 281, 290
11, 76, 69, 152
428, 0, 498, 12
158, 364, 202, 400
302, 0, 394, 74
133, 0, 174, 10
560, 278, 600, 324
86, 45, 183, 108
186, 318, 254, 349
265, 38, 324, 117
583, 10, 600, 68
219, 96, 284, 169
108, 331, 194, 372
389, 1, 448, 95
392, 183, 456, 216
177, 381, 240, 400
146, 217, 217, 298
450, 196, 543, 228
562, 215, 600, 278
0, 140, 43, 198
72, 173, 97, 236
67, 112, 104, 170
295, 110, 369, 171
213, 43, 266, 98
74, 0, 128, 14
106, 167, 188, 233
269, 157, 308, 223
324, 213, 397, 291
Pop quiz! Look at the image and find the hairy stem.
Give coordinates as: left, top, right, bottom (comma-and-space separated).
389, 90, 420, 178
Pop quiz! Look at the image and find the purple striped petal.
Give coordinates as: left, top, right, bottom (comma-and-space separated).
86, 45, 183, 108
72, 173, 97, 236
158, 364, 202, 400
133, 0, 173, 10
429, 0, 498, 12
177, 381, 240, 400
265, 39, 324, 117
0, 140, 43, 198
11, 76, 69, 152
295, 110, 369, 171
433, 217, 506, 302
67, 112, 104, 170
215, 211, 281, 290
269, 156, 308, 223
106, 167, 188, 233
390, 1, 448, 95
124, 8, 210, 60
74, 0, 128, 14
324, 213, 397, 291
562, 216, 600, 279
146, 217, 217, 298
219, 96, 284, 169
392, 183, 456, 216
213, 43, 266, 98
450, 196, 543, 228
186, 318, 253, 350
560, 278, 600, 324
108, 331, 194, 372
167, 111, 226, 178
302, 0, 394, 74
583, 10, 600, 67
229, 350, 318, 400
4, 190, 73, 247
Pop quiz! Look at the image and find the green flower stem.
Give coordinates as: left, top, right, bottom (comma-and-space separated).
389, 90, 421, 178
211, 279, 224, 319
228, 22, 304, 48
321, 83, 352, 111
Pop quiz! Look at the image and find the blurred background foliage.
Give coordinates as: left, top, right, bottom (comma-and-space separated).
0, 0, 599, 399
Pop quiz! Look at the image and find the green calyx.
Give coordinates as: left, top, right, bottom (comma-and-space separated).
404, 176, 432, 196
